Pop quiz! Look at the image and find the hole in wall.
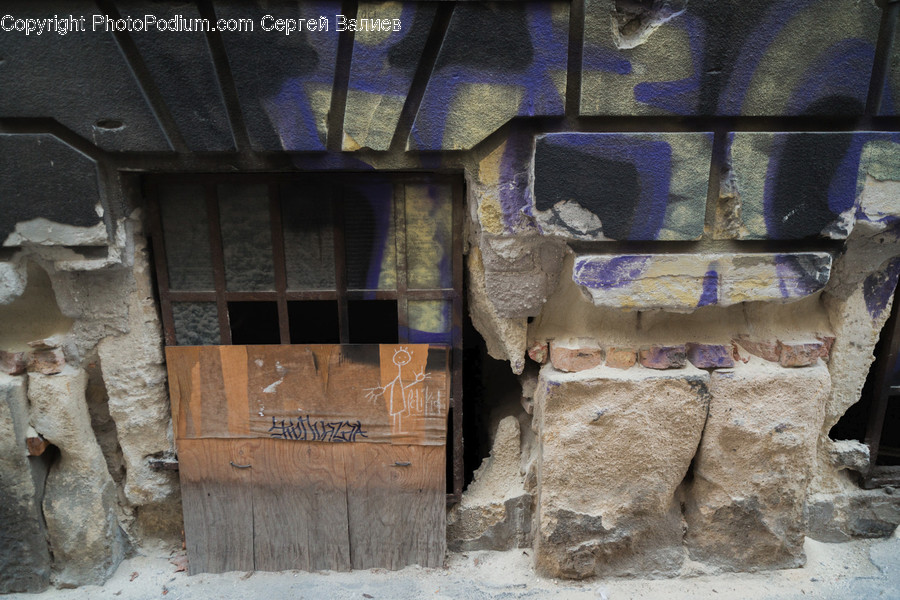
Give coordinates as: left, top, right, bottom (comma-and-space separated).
94, 119, 125, 131
84, 357, 126, 486
0, 262, 73, 352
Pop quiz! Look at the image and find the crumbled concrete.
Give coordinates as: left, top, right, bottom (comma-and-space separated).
0, 373, 51, 593
684, 361, 830, 571
534, 363, 710, 578
448, 416, 532, 551
480, 235, 566, 319
28, 369, 126, 587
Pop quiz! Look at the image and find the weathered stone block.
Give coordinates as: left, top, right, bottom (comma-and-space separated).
639, 345, 686, 370
778, 341, 824, 368
573, 253, 832, 311
0, 373, 51, 593
28, 369, 125, 587
684, 362, 829, 571
722, 132, 900, 240
534, 365, 710, 578
528, 341, 549, 364
550, 339, 605, 372
532, 133, 711, 241
605, 347, 636, 369
581, 0, 879, 117
686, 343, 734, 369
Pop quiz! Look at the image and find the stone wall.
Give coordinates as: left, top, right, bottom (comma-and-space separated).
1, 0, 899, 589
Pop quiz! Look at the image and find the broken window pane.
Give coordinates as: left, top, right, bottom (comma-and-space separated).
172, 302, 220, 345
218, 184, 275, 292
158, 185, 214, 291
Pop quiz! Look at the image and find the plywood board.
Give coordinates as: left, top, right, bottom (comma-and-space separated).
166, 344, 450, 445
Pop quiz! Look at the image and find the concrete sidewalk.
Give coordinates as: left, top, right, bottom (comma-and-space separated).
8, 534, 899, 600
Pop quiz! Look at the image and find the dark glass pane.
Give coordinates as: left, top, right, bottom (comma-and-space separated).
218, 184, 274, 291
172, 302, 220, 345
344, 182, 396, 291
158, 185, 214, 291
406, 183, 452, 289
347, 300, 398, 343
407, 300, 451, 344
288, 301, 340, 344
281, 182, 336, 290
228, 301, 280, 345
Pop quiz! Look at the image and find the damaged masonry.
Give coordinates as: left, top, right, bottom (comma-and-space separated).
2, 0, 900, 593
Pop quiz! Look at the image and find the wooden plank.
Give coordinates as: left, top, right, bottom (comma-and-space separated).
178, 438, 256, 574
344, 444, 446, 569
168, 344, 450, 445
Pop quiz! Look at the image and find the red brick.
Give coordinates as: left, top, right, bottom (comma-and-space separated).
527, 341, 549, 364
606, 347, 637, 369
639, 345, 686, 370
816, 335, 835, 362
0, 350, 27, 375
778, 341, 824, 368
26, 435, 49, 456
26, 348, 65, 375
550, 340, 604, 372
733, 335, 780, 362
686, 343, 735, 369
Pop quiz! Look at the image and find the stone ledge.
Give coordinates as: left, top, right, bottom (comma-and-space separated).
573, 253, 832, 311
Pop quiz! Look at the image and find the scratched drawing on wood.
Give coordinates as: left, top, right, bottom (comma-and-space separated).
166, 344, 450, 445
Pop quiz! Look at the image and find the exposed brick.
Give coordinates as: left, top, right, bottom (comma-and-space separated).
26, 435, 49, 457
26, 348, 65, 375
733, 335, 780, 362
528, 341, 549, 365
816, 335, 835, 362
639, 345, 686, 370
686, 343, 735, 369
0, 350, 27, 375
550, 339, 605, 373
606, 347, 637, 370
778, 341, 824, 368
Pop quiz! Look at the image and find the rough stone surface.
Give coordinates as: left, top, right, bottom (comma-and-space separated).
448, 416, 532, 551
808, 489, 900, 543
639, 345, 686, 370
532, 133, 711, 241
549, 339, 605, 372
0, 373, 51, 593
468, 247, 528, 374
480, 236, 566, 318
827, 439, 869, 474
573, 253, 832, 311
534, 364, 710, 578
581, 0, 879, 117
684, 361, 830, 571
686, 343, 734, 369
97, 232, 176, 512
28, 369, 125, 587
605, 347, 637, 369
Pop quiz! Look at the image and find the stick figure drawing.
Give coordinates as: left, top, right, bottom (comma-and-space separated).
365, 346, 430, 433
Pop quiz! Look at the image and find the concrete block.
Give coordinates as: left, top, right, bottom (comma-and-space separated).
550, 339, 605, 372
639, 344, 686, 370
573, 253, 832, 311
684, 362, 829, 571
534, 364, 710, 578
532, 133, 711, 241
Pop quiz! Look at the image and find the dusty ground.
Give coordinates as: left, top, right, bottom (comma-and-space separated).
9, 533, 899, 600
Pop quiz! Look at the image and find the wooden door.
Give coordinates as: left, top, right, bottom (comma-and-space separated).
167, 344, 450, 574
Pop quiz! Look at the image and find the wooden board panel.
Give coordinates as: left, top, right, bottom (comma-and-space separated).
251, 439, 351, 572
166, 344, 450, 445
343, 444, 446, 569
178, 438, 256, 574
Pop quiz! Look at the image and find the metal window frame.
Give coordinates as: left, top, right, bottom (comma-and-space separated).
145, 172, 466, 503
